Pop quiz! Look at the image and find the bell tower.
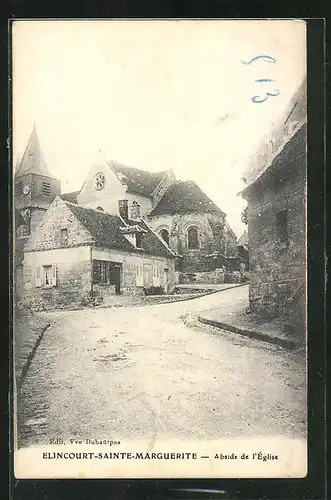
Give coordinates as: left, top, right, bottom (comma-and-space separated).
14, 125, 61, 237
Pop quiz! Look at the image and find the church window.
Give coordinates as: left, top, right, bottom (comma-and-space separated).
93, 172, 106, 191
159, 229, 170, 246
60, 228, 69, 246
187, 226, 199, 249
42, 180, 51, 195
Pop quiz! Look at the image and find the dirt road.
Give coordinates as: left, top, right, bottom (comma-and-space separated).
18, 286, 306, 447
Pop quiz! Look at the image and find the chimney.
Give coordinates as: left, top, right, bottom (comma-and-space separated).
130, 201, 141, 220
118, 199, 129, 222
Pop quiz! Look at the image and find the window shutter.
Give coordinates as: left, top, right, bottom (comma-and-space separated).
36, 266, 42, 287
136, 264, 143, 287
93, 260, 100, 284
153, 266, 160, 287
51, 264, 57, 286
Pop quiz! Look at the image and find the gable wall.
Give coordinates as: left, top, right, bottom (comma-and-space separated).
24, 198, 93, 252
77, 163, 126, 214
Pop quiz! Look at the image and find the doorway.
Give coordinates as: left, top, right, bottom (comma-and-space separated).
110, 264, 121, 295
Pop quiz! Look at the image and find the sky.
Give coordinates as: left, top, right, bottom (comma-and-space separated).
12, 20, 306, 237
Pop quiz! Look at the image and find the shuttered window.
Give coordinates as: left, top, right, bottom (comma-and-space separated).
36, 265, 57, 287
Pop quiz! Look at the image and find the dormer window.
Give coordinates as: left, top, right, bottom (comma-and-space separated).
120, 224, 146, 249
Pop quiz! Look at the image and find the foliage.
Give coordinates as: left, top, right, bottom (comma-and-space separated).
241, 205, 248, 225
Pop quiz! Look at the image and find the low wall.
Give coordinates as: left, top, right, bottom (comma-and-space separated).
178, 269, 248, 285
179, 269, 224, 284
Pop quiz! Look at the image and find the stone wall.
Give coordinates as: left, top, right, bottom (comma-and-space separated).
179, 269, 225, 284
22, 246, 92, 310
24, 197, 93, 252
91, 247, 176, 296
246, 141, 306, 323
14, 173, 60, 211
22, 245, 176, 310
148, 212, 237, 273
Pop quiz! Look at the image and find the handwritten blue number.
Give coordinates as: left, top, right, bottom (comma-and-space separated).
252, 89, 280, 103
241, 55, 276, 65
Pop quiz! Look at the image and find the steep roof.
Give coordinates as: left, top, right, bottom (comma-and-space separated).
242, 77, 307, 189
65, 203, 175, 258
150, 180, 225, 216
110, 161, 166, 197
61, 191, 80, 204
241, 122, 306, 197
15, 125, 54, 178
236, 230, 248, 250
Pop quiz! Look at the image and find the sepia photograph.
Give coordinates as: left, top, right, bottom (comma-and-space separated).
12, 19, 307, 479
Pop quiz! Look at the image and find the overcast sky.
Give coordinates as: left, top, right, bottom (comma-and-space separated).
12, 20, 306, 237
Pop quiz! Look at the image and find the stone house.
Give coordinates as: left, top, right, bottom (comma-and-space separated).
20, 196, 176, 309
240, 78, 307, 331
52, 153, 238, 278
14, 124, 239, 307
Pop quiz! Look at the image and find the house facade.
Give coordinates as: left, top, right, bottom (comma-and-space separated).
21, 197, 176, 309
14, 125, 240, 309
53, 153, 238, 278
241, 78, 307, 331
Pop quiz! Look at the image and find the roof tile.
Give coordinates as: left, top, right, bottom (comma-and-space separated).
150, 180, 224, 216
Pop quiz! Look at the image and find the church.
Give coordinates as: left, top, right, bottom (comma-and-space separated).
14, 126, 238, 309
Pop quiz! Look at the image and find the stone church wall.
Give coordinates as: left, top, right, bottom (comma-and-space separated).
148, 212, 236, 273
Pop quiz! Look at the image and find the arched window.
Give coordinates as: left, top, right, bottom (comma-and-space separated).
216, 225, 224, 252
187, 226, 199, 249
160, 229, 170, 246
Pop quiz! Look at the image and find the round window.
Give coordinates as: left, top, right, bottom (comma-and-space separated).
93, 172, 106, 191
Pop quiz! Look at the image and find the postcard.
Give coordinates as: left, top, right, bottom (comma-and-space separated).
12, 19, 307, 479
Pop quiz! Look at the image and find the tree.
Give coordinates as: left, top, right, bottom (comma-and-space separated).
241, 205, 248, 225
